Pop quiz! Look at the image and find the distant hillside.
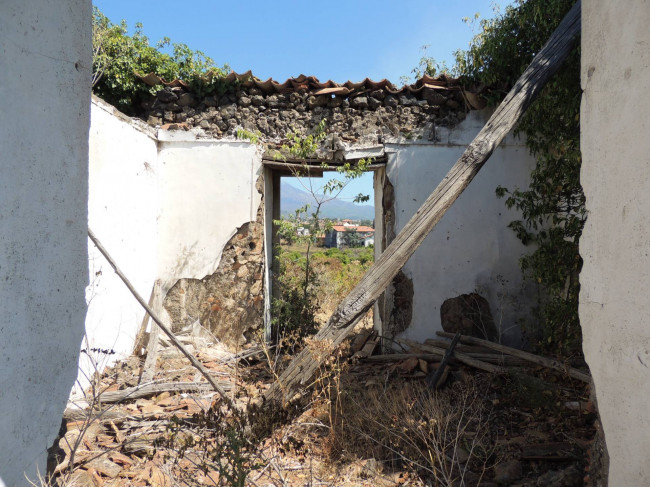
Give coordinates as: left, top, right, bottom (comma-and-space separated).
280, 180, 375, 220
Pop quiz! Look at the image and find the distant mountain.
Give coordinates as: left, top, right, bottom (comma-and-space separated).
280, 180, 375, 221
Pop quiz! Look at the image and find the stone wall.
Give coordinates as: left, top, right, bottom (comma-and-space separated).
136, 74, 473, 145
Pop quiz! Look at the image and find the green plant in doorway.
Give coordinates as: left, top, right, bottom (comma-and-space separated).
272, 121, 371, 345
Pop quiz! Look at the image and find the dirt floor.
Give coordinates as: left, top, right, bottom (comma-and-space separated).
49, 329, 598, 487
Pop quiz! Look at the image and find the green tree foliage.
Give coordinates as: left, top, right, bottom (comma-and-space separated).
453, 0, 584, 355
92, 7, 229, 113
342, 228, 363, 248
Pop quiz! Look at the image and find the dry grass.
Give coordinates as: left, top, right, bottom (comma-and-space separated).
315, 372, 494, 487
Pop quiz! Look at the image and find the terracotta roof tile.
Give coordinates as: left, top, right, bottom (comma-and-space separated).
135, 70, 476, 99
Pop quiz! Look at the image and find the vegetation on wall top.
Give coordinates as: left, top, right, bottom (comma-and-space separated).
451, 0, 584, 356
92, 7, 229, 113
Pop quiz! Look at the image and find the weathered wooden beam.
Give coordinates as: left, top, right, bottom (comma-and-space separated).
67, 381, 227, 412
437, 331, 590, 382
265, 1, 582, 403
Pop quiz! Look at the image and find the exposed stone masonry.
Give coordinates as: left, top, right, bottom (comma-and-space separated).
163, 178, 266, 348
139, 78, 471, 144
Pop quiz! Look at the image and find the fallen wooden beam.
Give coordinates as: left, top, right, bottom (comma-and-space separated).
265, 1, 582, 403
88, 228, 237, 411
404, 338, 530, 366
68, 381, 229, 408
437, 331, 590, 383
365, 348, 506, 374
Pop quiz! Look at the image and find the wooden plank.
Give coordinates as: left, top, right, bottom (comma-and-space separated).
132, 284, 158, 357
140, 280, 163, 384
265, 1, 582, 403
352, 333, 379, 359
88, 228, 237, 411
437, 331, 590, 382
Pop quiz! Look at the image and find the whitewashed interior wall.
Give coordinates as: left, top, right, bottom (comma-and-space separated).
386, 110, 537, 345
84, 98, 160, 384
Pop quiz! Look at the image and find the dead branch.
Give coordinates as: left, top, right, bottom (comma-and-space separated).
68, 381, 228, 409
87, 228, 237, 411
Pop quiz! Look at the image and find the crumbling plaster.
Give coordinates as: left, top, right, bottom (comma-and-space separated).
156, 134, 262, 289
0, 1, 91, 485
580, 1, 650, 484
84, 99, 263, 382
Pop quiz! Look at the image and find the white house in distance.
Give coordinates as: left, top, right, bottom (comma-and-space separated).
324, 224, 375, 248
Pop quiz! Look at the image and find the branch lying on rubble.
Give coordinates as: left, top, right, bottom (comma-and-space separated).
264, 1, 582, 403
437, 331, 590, 383
88, 228, 237, 411
425, 332, 460, 389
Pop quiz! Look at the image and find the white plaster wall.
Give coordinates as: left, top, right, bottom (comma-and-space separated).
0, 1, 91, 485
156, 138, 262, 290
84, 98, 159, 379
387, 110, 537, 344
83, 109, 263, 385
580, 1, 650, 484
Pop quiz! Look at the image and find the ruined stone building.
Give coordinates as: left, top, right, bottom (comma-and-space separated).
1, 1, 649, 485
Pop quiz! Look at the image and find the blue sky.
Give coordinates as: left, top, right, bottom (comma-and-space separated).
93, 0, 511, 206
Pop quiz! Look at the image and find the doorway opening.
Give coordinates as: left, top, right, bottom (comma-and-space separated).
262, 157, 386, 343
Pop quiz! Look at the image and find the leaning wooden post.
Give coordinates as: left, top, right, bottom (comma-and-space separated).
88, 228, 237, 411
266, 1, 581, 403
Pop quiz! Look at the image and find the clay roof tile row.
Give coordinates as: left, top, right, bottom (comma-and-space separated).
137, 70, 472, 98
